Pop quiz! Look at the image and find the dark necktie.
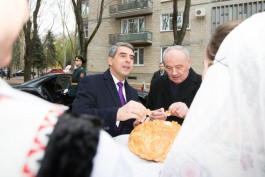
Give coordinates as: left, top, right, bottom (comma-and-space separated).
117, 82, 126, 106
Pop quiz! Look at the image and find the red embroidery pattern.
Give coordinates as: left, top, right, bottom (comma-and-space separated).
0, 94, 11, 100
22, 108, 64, 177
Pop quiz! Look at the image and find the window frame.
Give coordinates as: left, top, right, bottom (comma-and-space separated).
81, 1, 89, 17
134, 48, 144, 66
83, 24, 88, 39
211, 1, 265, 32
160, 12, 190, 32
121, 16, 145, 34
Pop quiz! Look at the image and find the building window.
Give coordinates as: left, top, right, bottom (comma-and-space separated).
134, 48, 144, 65
121, 17, 145, 34
161, 14, 173, 31
160, 12, 189, 31
122, 0, 136, 3
211, 1, 265, 32
81, 1, 89, 17
83, 24, 88, 38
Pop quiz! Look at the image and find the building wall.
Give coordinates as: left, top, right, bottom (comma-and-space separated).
87, 0, 265, 87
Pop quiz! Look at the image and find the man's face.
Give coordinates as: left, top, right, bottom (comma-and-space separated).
164, 49, 191, 84
108, 46, 134, 81
159, 64, 164, 72
74, 59, 82, 67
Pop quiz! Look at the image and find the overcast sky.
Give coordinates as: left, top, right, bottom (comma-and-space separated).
37, 0, 76, 37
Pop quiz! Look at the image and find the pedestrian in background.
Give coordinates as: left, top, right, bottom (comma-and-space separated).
0, 67, 3, 78
150, 62, 167, 84
68, 55, 86, 97
6, 67, 10, 80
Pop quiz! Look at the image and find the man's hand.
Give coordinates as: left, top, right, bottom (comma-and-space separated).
117, 100, 147, 121
149, 108, 168, 121
168, 102, 188, 118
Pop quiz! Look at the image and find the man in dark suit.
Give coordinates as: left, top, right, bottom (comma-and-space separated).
146, 46, 202, 125
150, 62, 167, 84
72, 42, 146, 137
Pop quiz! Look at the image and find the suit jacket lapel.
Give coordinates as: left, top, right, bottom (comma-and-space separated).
103, 69, 121, 107
124, 80, 133, 103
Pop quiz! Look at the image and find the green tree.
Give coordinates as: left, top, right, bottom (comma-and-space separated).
55, 33, 77, 69
44, 31, 57, 69
172, 0, 191, 45
12, 39, 21, 72
31, 34, 45, 76
23, 0, 42, 81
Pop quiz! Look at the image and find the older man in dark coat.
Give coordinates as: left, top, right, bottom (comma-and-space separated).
146, 46, 201, 125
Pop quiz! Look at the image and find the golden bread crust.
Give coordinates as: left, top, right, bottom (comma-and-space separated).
128, 120, 181, 162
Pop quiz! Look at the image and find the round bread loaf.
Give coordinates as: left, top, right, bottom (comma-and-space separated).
128, 120, 181, 162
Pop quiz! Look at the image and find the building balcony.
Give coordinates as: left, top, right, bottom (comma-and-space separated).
109, 0, 153, 18
109, 32, 152, 45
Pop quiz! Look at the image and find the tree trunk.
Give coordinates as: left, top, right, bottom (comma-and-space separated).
84, 0, 104, 58
72, 0, 105, 69
24, 0, 42, 82
173, 0, 191, 45
23, 20, 32, 82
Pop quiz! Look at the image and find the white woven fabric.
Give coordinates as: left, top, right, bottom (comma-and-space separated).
161, 12, 265, 177
0, 79, 67, 177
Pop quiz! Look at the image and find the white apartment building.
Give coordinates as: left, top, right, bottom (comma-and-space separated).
85, 0, 265, 86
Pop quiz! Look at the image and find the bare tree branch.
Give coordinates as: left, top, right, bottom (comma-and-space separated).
172, 0, 191, 45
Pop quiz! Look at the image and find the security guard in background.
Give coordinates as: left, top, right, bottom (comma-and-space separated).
68, 55, 86, 97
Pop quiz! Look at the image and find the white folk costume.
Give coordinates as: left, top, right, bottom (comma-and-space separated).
161, 12, 265, 177
0, 79, 101, 177
0, 78, 67, 177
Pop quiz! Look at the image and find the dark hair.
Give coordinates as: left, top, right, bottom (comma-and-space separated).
108, 42, 134, 57
206, 20, 241, 62
37, 113, 101, 177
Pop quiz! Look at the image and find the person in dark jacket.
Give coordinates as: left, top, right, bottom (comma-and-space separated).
68, 55, 86, 97
145, 46, 202, 125
6, 67, 10, 80
150, 62, 167, 84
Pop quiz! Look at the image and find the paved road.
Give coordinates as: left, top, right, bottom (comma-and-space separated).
2, 76, 24, 86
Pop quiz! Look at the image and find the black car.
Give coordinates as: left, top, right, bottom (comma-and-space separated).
13, 73, 73, 107
13, 73, 148, 109
13, 70, 36, 77
0, 69, 6, 77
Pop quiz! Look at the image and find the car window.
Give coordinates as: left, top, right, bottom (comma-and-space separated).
55, 75, 71, 90
40, 77, 57, 102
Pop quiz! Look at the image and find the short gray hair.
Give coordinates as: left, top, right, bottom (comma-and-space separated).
162, 45, 190, 64
108, 42, 134, 57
